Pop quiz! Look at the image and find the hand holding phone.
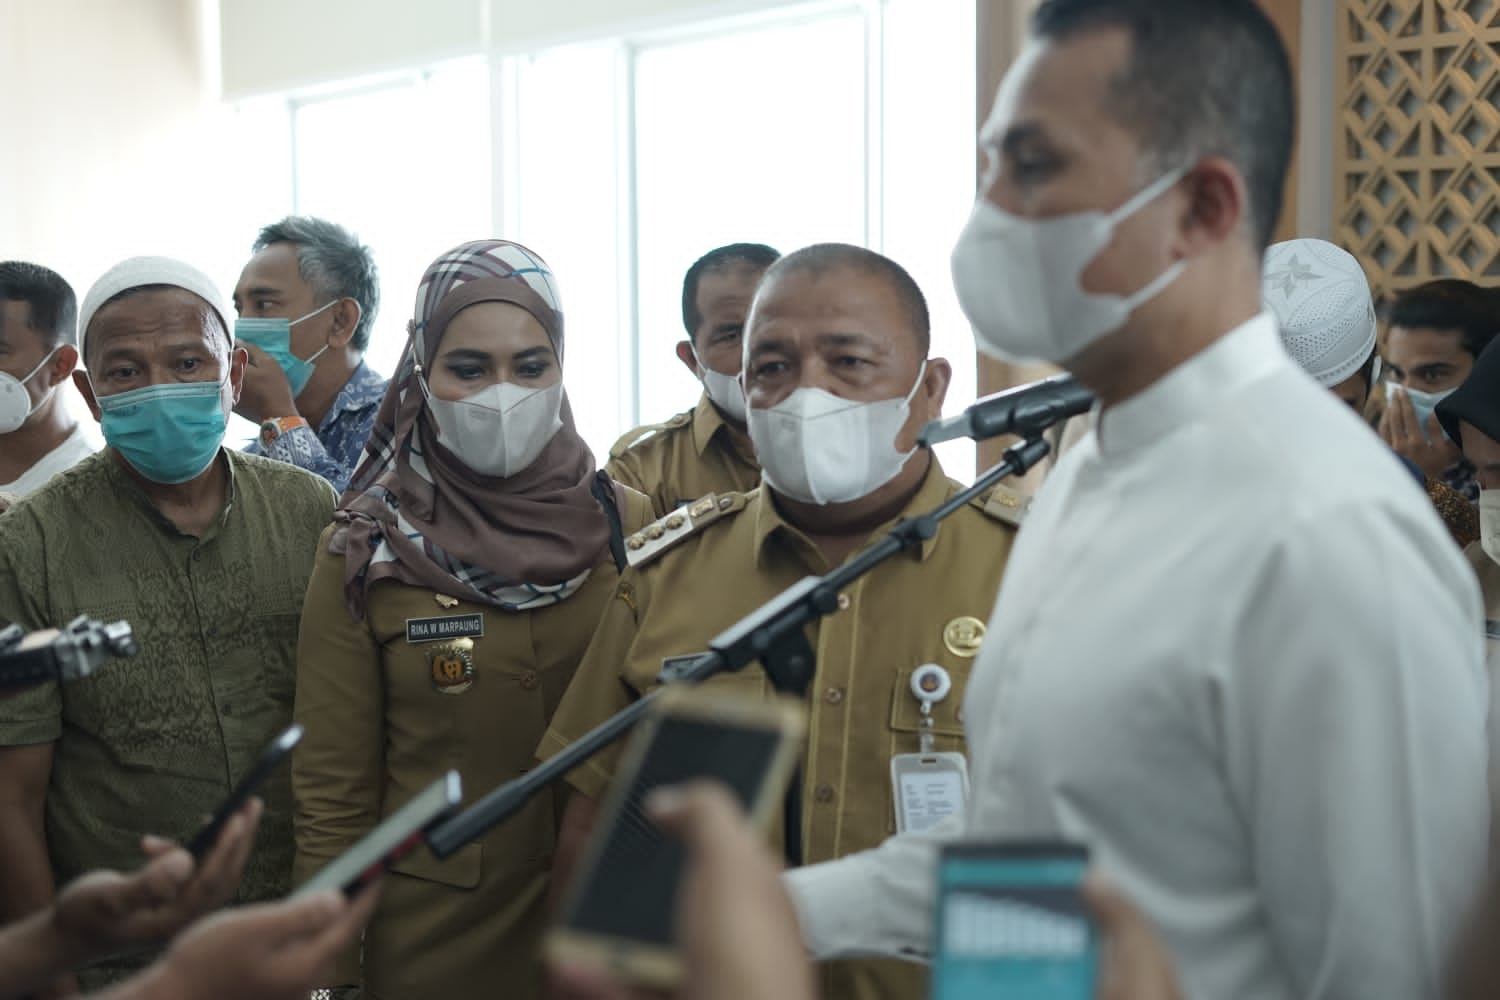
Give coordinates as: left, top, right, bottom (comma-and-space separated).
546, 686, 806, 989
186, 724, 302, 859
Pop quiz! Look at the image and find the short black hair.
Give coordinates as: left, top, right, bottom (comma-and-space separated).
0, 262, 77, 347
254, 216, 380, 351
1387, 279, 1500, 359
761, 243, 931, 356
1032, 0, 1295, 251
682, 243, 781, 341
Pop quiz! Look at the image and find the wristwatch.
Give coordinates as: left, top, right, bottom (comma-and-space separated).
260, 415, 309, 446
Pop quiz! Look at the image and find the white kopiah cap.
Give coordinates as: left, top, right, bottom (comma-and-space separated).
77, 256, 231, 363
1262, 238, 1378, 388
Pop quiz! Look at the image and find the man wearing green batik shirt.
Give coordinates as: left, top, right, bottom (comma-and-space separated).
0, 256, 336, 993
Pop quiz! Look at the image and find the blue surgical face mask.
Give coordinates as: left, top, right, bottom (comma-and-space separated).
234, 299, 340, 397
97, 376, 230, 484
1388, 383, 1457, 441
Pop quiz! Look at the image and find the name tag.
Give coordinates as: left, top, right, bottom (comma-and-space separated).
406, 614, 484, 643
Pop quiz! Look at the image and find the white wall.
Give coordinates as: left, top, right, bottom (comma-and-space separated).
218, 0, 810, 98
0, 0, 254, 300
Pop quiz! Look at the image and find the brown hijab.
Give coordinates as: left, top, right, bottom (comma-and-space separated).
330, 239, 619, 619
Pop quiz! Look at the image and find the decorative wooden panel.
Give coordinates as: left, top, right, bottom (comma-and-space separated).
1337, 0, 1500, 302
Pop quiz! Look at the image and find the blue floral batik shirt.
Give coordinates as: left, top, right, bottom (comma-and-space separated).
244, 361, 388, 494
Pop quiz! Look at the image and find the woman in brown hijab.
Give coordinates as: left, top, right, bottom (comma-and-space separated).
292, 240, 651, 1000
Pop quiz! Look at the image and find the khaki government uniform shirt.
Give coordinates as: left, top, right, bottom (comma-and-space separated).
0, 449, 335, 989
539, 459, 1022, 1000
293, 488, 652, 1000
605, 393, 760, 516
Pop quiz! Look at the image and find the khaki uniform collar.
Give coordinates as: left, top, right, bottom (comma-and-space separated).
750, 455, 952, 570
691, 392, 755, 464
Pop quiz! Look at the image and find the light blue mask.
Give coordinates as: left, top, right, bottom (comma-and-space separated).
97, 377, 229, 484
234, 299, 338, 397
1389, 383, 1457, 441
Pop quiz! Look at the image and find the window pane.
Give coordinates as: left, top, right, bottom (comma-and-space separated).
293, 58, 492, 383
511, 43, 626, 461
882, 0, 978, 479
632, 12, 868, 426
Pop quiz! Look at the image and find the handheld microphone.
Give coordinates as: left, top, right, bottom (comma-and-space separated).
918, 374, 1094, 447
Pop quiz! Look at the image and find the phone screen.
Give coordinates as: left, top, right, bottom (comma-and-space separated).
562, 713, 788, 946
932, 844, 1096, 1000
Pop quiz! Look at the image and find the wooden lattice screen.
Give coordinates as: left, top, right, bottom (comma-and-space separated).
1337, 0, 1500, 303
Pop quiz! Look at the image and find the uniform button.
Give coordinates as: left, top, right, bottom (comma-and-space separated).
814, 783, 835, 803
520, 671, 539, 690
836, 593, 851, 611
221, 703, 232, 716
823, 687, 845, 705
207, 626, 218, 638
192, 550, 202, 562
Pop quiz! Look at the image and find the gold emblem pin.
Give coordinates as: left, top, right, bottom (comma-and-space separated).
942, 616, 986, 658
689, 496, 715, 519
435, 594, 459, 609
429, 638, 475, 694
645, 524, 667, 541
665, 514, 686, 530
626, 534, 646, 550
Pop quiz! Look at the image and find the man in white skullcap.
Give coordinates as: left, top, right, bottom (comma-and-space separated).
1262, 238, 1379, 411
0, 257, 336, 991
1264, 238, 1479, 548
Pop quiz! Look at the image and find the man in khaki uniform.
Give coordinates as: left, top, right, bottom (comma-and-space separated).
542, 243, 1024, 1000
606, 243, 779, 515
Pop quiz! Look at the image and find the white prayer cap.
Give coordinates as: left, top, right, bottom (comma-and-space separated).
1262, 238, 1377, 388
77, 256, 231, 362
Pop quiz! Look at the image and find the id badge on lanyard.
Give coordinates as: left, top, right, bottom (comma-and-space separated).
891, 663, 970, 833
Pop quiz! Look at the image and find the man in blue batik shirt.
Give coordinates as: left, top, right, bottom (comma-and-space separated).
232, 216, 386, 493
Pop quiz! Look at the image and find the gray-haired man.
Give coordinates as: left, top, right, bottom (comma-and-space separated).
232, 216, 386, 493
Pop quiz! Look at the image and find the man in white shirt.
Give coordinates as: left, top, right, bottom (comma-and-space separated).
0, 262, 100, 495
786, 2, 1489, 999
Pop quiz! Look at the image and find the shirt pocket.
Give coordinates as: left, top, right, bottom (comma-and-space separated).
884, 659, 973, 833
388, 839, 483, 890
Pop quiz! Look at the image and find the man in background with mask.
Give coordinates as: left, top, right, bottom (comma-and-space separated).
0, 262, 100, 496
0, 257, 336, 991
1263, 237, 1477, 548
1380, 278, 1499, 503
541, 243, 1025, 1000
785, 3, 1486, 1000
606, 243, 778, 515
233, 216, 385, 493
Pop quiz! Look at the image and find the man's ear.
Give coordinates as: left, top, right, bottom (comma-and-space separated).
1179, 157, 1248, 252
676, 340, 703, 378
329, 299, 362, 349
47, 346, 78, 387
227, 346, 249, 405
920, 357, 953, 420
73, 370, 102, 422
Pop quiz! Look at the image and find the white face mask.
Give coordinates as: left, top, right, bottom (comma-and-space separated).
424, 378, 565, 478
0, 349, 58, 434
951, 167, 1188, 365
692, 347, 747, 423
748, 362, 927, 506
1481, 491, 1500, 567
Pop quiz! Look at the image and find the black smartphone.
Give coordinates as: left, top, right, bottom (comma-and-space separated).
547, 687, 805, 989
186, 723, 303, 859
294, 771, 463, 898
931, 842, 1098, 1000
